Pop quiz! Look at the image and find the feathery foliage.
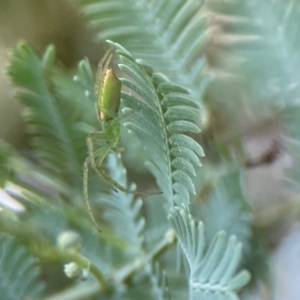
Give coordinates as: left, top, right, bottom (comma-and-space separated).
3, 0, 299, 298
78, 0, 210, 104
7, 43, 89, 189
169, 206, 250, 300
107, 41, 204, 206
0, 235, 45, 300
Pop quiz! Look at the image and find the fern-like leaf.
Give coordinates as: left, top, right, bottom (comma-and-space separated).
0, 235, 45, 300
169, 206, 250, 300
78, 0, 210, 103
7, 43, 91, 189
108, 41, 204, 206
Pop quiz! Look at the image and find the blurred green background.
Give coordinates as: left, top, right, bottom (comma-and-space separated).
1, 1, 300, 299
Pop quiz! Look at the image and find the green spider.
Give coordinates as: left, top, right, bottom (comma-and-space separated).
83, 48, 160, 231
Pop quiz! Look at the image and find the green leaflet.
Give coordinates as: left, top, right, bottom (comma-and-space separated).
164, 106, 200, 123
172, 157, 196, 176
172, 170, 196, 196
168, 121, 201, 134
159, 83, 190, 95
173, 182, 190, 200
171, 146, 202, 167
162, 94, 200, 108
169, 135, 204, 157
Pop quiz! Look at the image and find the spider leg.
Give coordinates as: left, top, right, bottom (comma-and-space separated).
83, 135, 119, 232
83, 157, 102, 233
105, 108, 139, 126
87, 133, 162, 195
96, 168, 162, 195
96, 105, 139, 126
87, 135, 119, 192
87, 135, 138, 193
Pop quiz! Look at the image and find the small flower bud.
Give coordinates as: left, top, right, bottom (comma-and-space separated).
64, 262, 90, 281
57, 231, 81, 252
64, 262, 82, 279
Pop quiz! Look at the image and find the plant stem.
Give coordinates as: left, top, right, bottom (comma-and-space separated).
114, 228, 176, 284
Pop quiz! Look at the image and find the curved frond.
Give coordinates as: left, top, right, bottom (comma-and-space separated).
169, 206, 250, 299
7, 43, 92, 188
0, 235, 45, 300
78, 0, 210, 103
109, 41, 204, 206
